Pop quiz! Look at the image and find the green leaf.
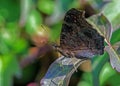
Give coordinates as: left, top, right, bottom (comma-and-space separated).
110, 28, 120, 44
103, 0, 120, 30
0, 55, 21, 86
0, 57, 2, 86
92, 53, 109, 86
0, 15, 5, 27
99, 62, 116, 86
82, 72, 92, 85
12, 38, 28, 54
25, 9, 43, 35
108, 72, 120, 86
37, 0, 55, 15
0, 0, 20, 22
60, 0, 74, 11
77, 81, 91, 86
50, 22, 62, 42
0, 27, 19, 49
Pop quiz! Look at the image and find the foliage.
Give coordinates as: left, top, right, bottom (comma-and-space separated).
0, 0, 120, 86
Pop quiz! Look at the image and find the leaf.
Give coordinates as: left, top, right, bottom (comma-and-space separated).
50, 22, 62, 42
99, 62, 116, 86
105, 46, 120, 72
87, 13, 113, 42
78, 81, 91, 86
88, 0, 111, 10
107, 72, 120, 86
0, 57, 2, 86
91, 53, 109, 86
113, 42, 120, 55
0, 55, 21, 86
60, 0, 74, 12
110, 28, 120, 44
40, 56, 87, 86
87, 11, 120, 79
19, 0, 33, 27
114, 25, 120, 32
0, 0, 20, 21
78, 72, 92, 86
103, 0, 120, 31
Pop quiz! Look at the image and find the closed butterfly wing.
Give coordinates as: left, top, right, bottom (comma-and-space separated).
60, 8, 104, 58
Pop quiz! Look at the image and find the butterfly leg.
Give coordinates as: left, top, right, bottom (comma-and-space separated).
52, 44, 69, 57
53, 45, 78, 72
58, 49, 78, 72
66, 52, 78, 72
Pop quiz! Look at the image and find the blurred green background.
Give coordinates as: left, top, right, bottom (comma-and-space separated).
0, 0, 120, 86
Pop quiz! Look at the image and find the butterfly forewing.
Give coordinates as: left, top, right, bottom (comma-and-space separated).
60, 8, 104, 58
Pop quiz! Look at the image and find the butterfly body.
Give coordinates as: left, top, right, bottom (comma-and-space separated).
59, 8, 104, 58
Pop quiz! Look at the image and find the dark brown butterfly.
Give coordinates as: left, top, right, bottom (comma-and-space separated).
55, 8, 104, 59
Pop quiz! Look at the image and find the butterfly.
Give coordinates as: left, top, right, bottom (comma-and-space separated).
54, 8, 104, 59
